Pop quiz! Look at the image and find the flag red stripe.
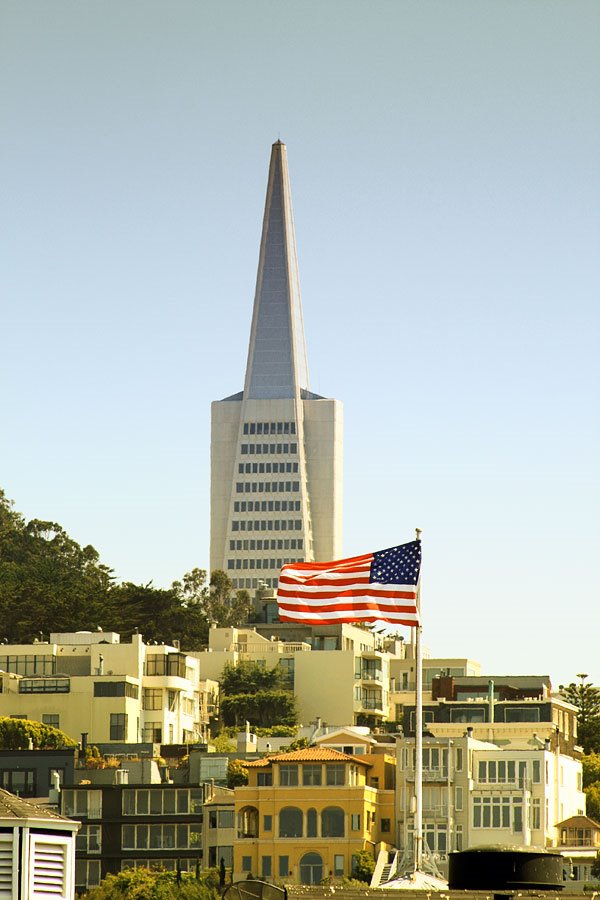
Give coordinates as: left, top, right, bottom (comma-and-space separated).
278, 598, 418, 612
278, 575, 371, 588
279, 612, 419, 625
280, 554, 373, 572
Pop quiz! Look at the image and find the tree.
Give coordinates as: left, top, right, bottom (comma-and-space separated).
81, 867, 220, 900
0, 490, 113, 643
591, 852, 600, 881
226, 758, 248, 788
220, 690, 298, 728
0, 717, 76, 750
585, 783, 600, 823
583, 753, 600, 789
562, 675, 600, 753
220, 661, 287, 695
351, 850, 375, 883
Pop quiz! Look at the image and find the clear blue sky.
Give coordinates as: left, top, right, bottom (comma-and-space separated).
1, 1, 598, 686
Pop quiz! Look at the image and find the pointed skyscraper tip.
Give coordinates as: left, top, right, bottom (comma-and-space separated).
243, 143, 310, 400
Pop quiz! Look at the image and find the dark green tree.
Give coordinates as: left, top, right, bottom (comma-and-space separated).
562, 675, 600, 753
0, 717, 76, 750
219, 661, 298, 728
351, 850, 375, 883
226, 758, 248, 788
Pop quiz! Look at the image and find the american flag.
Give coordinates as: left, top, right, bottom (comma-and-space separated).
277, 540, 421, 626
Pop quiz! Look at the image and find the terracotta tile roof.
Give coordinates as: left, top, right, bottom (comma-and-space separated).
245, 746, 371, 767
0, 788, 72, 823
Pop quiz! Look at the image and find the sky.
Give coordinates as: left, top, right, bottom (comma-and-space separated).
1, 1, 598, 687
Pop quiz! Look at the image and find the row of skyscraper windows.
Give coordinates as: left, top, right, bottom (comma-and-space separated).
230, 538, 304, 550
234, 500, 301, 512
231, 519, 302, 532
238, 462, 299, 474
236, 481, 300, 493
232, 577, 278, 589
228, 557, 302, 571
241, 442, 297, 455
243, 421, 296, 435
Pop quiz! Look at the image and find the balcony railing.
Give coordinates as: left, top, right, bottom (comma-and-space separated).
359, 670, 384, 682
231, 642, 311, 654
405, 767, 450, 782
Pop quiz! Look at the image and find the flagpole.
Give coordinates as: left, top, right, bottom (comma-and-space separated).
414, 527, 423, 873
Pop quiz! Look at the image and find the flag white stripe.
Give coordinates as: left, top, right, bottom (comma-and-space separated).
278, 583, 417, 597
280, 608, 420, 623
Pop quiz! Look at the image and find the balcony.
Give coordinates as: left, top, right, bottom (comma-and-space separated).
405, 768, 451, 782
232, 642, 311, 655
359, 669, 384, 683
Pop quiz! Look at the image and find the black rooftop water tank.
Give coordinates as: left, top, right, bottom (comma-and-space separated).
448, 846, 565, 890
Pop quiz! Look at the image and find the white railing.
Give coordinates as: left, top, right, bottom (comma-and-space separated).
232, 642, 311, 654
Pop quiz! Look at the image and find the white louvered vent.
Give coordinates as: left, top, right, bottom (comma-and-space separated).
0, 834, 15, 900
30, 837, 68, 899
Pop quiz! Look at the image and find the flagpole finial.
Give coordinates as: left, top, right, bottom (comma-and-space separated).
415, 527, 422, 542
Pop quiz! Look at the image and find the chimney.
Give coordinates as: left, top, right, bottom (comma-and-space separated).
466, 726, 474, 738
488, 679, 495, 723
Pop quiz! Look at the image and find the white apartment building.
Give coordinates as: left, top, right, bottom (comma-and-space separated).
210, 141, 343, 589
195, 625, 478, 729
0, 631, 217, 745
394, 730, 585, 875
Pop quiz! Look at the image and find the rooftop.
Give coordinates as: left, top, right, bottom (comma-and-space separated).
0, 788, 73, 824
245, 747, 371, 767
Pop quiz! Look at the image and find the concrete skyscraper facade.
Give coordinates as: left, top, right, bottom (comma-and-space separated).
210, 142, 342, 589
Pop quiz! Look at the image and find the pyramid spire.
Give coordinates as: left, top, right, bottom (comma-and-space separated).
243, 141, 310, 400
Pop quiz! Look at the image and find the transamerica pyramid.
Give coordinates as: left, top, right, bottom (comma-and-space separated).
210, 141, 343, 590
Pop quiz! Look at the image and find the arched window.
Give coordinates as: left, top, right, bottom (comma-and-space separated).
238, 806, 259, 838
307, 808, 317, 837
300, 852, 323, 885
321, 806, 344, 837
279, 807, 303, 838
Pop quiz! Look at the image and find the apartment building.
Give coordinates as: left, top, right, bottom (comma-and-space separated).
390, 727, 585, 880
60, 781, 205, 891
232, 746, 393, 884
195, 625, 480, 730
0, 631, 216, 745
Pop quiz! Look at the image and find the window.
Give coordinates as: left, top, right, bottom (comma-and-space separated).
455, 786, 463, 810
334, 855, 344, 877
75, 859, 101, 890
533, 759, 541, 783
42, 713, 60, 729
257, 772, 272, 786
307, 808, 317, 837
504, 706, 540, 723
351, 814, 360, 831
478, 759, 518, 784
1, 769, 36, 797
473, 795, 522, 831
94, 681, 138, 698
326, 764, 345, 786
143, 688, 163, 709
531, 798, 541, 830
303, 764, 322, 786
142, 723, 162, 742
321, 807, 344, 838
0, 654, 55, 676
279, 855, 289, 877
455, 748, 463, 771
279, 807, 302, 838
19, 677, 70, 693
110, 713, 127, 740
122, 787, 193, 816
122, 823, 198, 849
261, 857, 272, 878
381, 818, 391, 833
242, 857, 252, 873
279, 764, 298, 786
76, 825, 101, 854
62, 789, 102, 819
263, 815, 272, 832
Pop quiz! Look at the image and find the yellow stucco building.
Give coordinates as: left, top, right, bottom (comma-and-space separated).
232, 746, 394, 884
